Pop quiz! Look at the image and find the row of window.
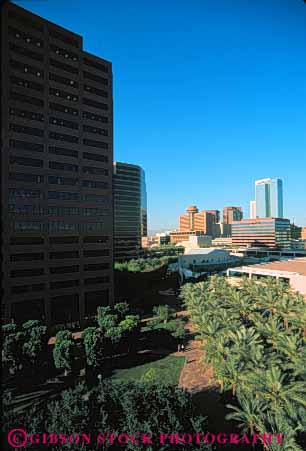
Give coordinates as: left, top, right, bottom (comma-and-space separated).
9, 189, 110, 204
9, 25, 44, 47
9, 247, 109, 262
10, 74, 43, 92
10, 275, 110, 292
12, 157, 109, 175
14, 221, 108, 233
50, 43, 78, 62
9, 204, 110, 217
9, 41, 43, 61
9, 173, 110, 188
9, 236, 109, 247
10, 59, 43, 77
9, 107, 44, 122
9, 25, 108, 77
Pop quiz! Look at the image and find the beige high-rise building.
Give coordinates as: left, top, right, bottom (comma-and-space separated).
179, 206, 214, 235
223, 206, 243, 224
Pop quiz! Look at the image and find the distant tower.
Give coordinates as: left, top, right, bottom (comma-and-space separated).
250, 200, 256, 219
255, 178, 283, 218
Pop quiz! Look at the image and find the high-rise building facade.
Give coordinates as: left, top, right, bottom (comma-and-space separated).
232, 218, 291, 248
1, 3, 114, 326
113, 162, 147, 261
255, 178, 283, 218
223, 206, 243, 224
179, 206, 215, 235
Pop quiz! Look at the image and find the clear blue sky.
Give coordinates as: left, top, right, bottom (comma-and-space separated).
17, 0, 306, 229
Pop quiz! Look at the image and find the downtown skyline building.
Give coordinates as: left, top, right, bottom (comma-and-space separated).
255, 177, 283, 218
232, 218, 291, 249
113, 162, 147, 261
1, 2, 114, 326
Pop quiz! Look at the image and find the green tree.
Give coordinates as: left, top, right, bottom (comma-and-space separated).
53, 330, 74, 376
22, 320, 47, 367
82, 327, 104, 368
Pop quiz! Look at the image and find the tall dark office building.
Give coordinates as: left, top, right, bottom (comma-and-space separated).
113, 162, 147, 261
1, 2, 114, 327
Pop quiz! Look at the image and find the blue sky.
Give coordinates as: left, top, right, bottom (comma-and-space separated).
18, 0, 306, 229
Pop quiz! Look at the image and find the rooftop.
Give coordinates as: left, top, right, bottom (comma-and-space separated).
249, 258, 306, 276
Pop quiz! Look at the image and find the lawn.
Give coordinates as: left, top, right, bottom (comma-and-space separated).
109, 355, 186, 385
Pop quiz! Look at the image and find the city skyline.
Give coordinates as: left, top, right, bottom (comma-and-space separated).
11, 0, 306, 229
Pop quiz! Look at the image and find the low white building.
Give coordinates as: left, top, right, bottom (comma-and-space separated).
227, 258, 306, 295
179, 235, 212, 249
178, 248, 232, 281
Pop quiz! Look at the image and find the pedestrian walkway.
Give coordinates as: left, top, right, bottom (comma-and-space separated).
176, 310, 218, 394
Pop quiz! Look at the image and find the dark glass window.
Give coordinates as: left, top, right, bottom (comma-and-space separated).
82, 223, 104, 232
11, 283, 45, 294
9, 107, 44, 122
10, 252, 44, 262
49, 265, 79, 274
49, 131, 78, 143
82, 193, 109, 203
82, 152, 108, 162
10, 59, 43, 78
84, 276, 110, 285
83, 57, 108, 73
82, 166, 108, 176
48, 222, 78, 232
10, 236, 44, 245
50, 279, 80, 289
83, 208, 109, 217
9, 172, 43, 183
83, 139, 108, 149
49, 161, 78, 172
84, 249, 109, 257
9, 123, 44, 137
8, 26, 44, 47
84, 262, 110, 271
49, 102, 78, 116
9, 204, 44, 215
83, 235, 109, 243
50, 251, 79, 259
82, 111, 108, 123
9, 155, 43, 168
9, 139, 44, 153
14, 221, 43, 232
10, 91, 44, 107
83, 71, 108, 85
49, 44, 79, 61
9, 42, 43, 61
48, 176, 78, 185
48, 146, 78, 158
48, 207, 79, 215
84, 84, 108, 97
10, 268, 44, 278
82, 180, 108, 189
49, 236, 78, 244
83, 98, 108, 110
50, 58, 78, 74
48, 29, 79, 48
10, 75, 43, 92
9, 188, 42, 200
83, 124, 108, 136
49, 116, 78, 129
48, 191, 80, 200
49, 87, 78, 102
49, 72, 78, 88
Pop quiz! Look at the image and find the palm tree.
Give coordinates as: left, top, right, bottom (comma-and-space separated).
226, 393, 266, 435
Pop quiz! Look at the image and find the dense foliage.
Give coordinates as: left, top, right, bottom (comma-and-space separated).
181, 275, 306, 451
3, 381, 212, 451
115, 257, 170, 272
144, 304, 186, 341
3, 320, 47, 375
